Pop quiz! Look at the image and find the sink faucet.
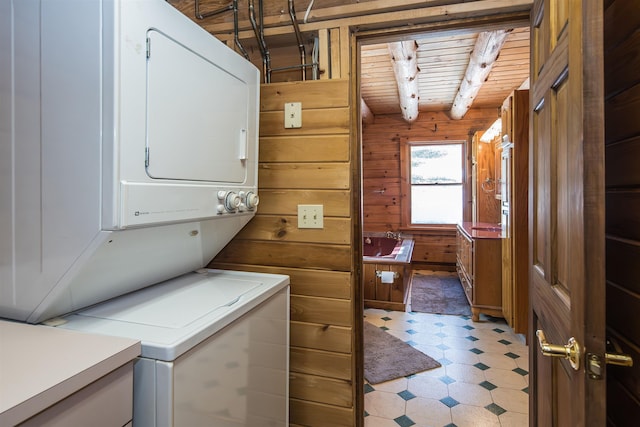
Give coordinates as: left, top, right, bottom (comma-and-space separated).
386, 231, 402, 240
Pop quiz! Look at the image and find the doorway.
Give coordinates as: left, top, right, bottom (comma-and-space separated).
357, 20, 531, 426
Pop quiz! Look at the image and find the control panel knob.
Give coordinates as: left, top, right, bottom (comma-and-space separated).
224, 191, 241, 212
245, 192, 259, 210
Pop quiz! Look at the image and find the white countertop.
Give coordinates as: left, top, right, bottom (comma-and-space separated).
0, 320, 140, 426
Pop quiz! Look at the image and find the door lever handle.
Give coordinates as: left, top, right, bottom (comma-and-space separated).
536, 329, 581, 371
605, 352, 633, 367
586, 337, 634, 380
605, 337, 633, 367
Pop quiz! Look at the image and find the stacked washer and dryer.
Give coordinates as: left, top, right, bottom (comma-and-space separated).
0, 1, 289, 426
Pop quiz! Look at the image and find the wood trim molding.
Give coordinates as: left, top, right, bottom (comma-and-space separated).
196, 0, 533, 41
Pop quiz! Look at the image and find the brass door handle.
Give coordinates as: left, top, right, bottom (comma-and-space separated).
586, 337, 633, 379
606, 337, 633, 367
605, 352, 633, 367
536, 329, 581, 371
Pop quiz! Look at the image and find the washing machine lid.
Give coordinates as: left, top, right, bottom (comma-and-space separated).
78, 272, 261, 328
56, 269, 289, 361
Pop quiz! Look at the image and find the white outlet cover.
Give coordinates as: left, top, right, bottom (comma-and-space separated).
284, 102, 302, 128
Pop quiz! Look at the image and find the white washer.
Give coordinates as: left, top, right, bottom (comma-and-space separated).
56, 269, 289, 427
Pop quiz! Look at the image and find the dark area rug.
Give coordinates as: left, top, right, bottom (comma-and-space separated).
364, 321, 441, 384
410, 272, 472, 316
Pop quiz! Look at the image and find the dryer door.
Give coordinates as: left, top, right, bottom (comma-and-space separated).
145, 30, 249, 184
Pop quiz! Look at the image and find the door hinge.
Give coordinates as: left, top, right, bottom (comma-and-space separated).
146, 37, 151, 59
145, 147, 149, 168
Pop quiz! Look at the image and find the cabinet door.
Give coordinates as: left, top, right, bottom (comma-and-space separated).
473, 238, 502, 309
502, 236, 514, 324
390, 266, 404, 303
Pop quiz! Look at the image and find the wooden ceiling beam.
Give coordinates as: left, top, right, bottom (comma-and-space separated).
449, 29, 510, 120
387, 40, 420, 123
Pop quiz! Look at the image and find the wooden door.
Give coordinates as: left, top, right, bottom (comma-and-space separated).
529, 0, 606, 425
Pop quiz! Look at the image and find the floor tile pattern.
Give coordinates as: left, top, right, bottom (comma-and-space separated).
364, 308, 529, 427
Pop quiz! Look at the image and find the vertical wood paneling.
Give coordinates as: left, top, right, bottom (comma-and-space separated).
209, 79, 356, 425
605, 1, 640, 424
318, 28, 330, 80
330, 28, 342, 78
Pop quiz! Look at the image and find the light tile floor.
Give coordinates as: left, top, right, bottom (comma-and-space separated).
364, 307, 529, 427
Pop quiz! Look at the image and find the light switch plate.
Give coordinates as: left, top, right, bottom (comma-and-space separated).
284, 102, 302, 128
298, 204, 323, 229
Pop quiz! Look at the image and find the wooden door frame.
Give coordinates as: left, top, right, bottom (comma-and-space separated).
352, 11, 532, 427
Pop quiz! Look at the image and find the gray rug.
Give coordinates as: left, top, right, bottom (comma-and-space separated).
410, 273, 472, 316
364, 321, 441, 384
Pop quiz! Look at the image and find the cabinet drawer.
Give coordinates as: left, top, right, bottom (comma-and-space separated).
19, 363, 133, 427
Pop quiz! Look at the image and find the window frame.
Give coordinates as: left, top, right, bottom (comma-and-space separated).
400, 140, 466, 230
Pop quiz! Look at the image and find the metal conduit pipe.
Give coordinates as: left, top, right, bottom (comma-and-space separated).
249, 0, 271, 83
288, 0, 307, 81
259, 0, 272, 82
194, 0, 249, 61
312, 36, 319, 80
194, 0, 233, 20
232, 0, 250, 60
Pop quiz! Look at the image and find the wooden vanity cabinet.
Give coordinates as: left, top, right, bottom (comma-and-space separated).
456, 223, 503, 322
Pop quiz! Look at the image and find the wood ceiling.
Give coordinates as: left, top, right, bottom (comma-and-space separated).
360, 26, 530, 120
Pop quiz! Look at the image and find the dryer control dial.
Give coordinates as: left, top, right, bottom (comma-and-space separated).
245, 192, 259, 210
223, 191, 241, 212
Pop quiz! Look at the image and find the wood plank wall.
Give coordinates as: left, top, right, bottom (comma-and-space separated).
603, 0, 640, 424
209, 79, 358, 426
362, 109, 499, 269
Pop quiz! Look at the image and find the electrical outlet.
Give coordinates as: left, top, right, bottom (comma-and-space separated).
297, 204, 323, 229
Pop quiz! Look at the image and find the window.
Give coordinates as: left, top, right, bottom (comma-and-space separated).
402, 142, 463, 226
